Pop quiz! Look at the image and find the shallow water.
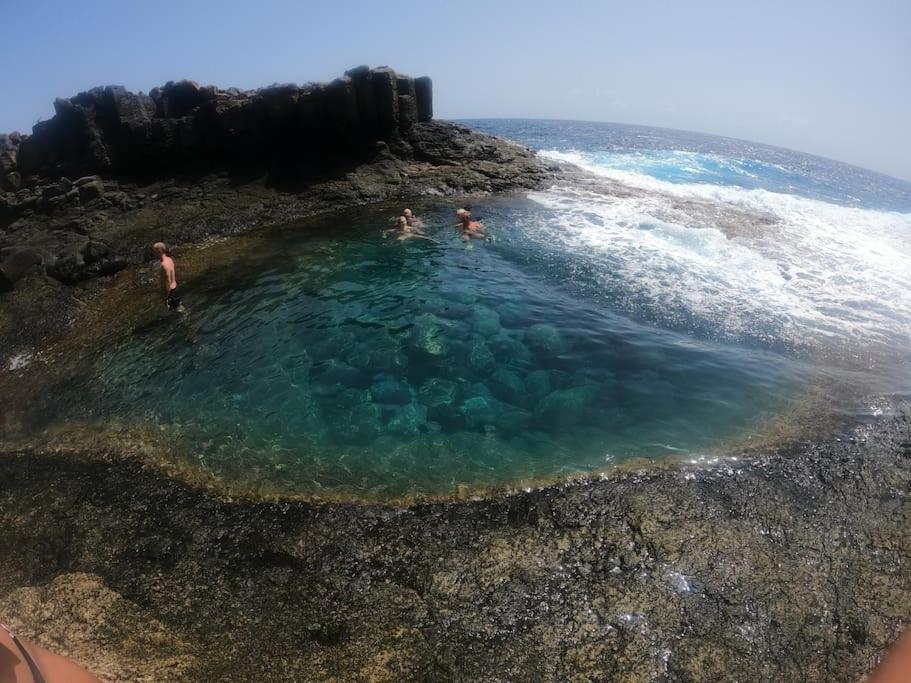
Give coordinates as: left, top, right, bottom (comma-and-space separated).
7, 120, 911, 500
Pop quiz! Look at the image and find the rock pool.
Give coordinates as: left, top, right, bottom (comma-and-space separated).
7, 198, 846, 499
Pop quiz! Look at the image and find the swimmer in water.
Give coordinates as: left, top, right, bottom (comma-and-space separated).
152, 242, 182, 312
403, 208, 425, 231
455, 208, 486, 241
383, 216, 439, 243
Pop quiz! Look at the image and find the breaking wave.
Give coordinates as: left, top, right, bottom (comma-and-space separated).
529, 149, 911, 388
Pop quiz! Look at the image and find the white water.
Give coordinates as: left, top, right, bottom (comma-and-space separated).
530, 149, 911, 388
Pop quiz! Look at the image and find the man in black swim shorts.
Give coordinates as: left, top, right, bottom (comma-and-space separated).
153, 242, 183, 312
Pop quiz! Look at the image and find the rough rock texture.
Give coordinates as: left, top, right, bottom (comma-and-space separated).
10, 67, 433, 182
0, 573, 198, 682
0, 409, 909, 681
0, 67, 553, 361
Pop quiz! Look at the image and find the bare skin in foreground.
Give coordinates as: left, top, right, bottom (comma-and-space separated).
1, 624, 100, 683
869, 630, 911, 683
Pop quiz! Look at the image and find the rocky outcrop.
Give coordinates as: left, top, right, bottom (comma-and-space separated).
0, 67, 552, 301
8, 66, 434, 183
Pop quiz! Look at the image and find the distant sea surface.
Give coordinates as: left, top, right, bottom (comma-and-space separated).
460, 119, 911, 212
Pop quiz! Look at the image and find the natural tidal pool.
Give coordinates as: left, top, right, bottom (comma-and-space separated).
9, 199, 827, 499
7, 122, 911, 501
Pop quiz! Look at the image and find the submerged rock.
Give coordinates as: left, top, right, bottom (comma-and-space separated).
408, 313, 450, 357
525, 323, 565, 356
370, 377, 413, 405
494, 407, 531, 434
418, 377, 460, 411
524, 370, 552, 402
459, 395, 498, 430
533, 384, 598, 429
466, 337, 496, 377
311, 359, 363, 388
386, 401, 428, 436
488, 333, 533, 365
322, 388, 382, 444
308, 331, 356, 362
473, 307, 501, 338
488, 368, 526, 405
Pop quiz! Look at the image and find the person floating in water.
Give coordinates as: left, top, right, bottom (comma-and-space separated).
402, 208, 424, 231
383, 216, 439, 243
456, 208, 486, 241
152, 242, 183, 312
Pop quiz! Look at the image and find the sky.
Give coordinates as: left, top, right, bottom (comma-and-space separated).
2, 0, 909, 181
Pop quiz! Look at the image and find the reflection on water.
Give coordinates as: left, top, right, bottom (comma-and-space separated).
4, 200, 822, 499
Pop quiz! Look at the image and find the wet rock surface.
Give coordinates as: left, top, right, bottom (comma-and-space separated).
1, 407, 909, 681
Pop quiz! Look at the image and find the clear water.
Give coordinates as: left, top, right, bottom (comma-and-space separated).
9, 120, 911, 500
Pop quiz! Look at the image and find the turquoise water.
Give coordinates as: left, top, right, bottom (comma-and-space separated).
15, 120, 911, 499
34, 199, 811, 498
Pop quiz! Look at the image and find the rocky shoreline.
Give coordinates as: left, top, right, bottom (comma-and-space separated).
2, 68, 910, 681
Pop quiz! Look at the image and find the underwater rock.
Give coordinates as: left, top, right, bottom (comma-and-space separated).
310, 359, 363, 388
308, 331, 356, 362
417, 377, 460, 411
488, 368, 527, 405
533, 384, 598, 429
466, 337, 496, 377
473, 307, 501, 338
459, 395, 498, 430
370, 377, 413, 405
525, 323, 565, 355
494, 407, 531, 435
341, 402, 383, 444
488, 333, 533, 365
408, 313, 450, 357
524, 370, 552, 402
347, 340, 407, 372
322, 388, 382, 444
434, 301, 473, 320
386, 401, 428, 436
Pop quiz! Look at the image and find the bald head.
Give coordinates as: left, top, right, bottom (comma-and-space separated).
152, 242, 167, 258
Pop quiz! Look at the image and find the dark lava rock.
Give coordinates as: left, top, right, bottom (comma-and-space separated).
0, 248, 43, 292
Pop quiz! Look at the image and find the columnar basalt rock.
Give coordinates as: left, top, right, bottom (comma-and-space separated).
414, 76, 433, 122
6, 67, 435, 183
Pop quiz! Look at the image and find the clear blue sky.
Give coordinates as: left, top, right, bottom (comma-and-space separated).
2, 0, 909, 180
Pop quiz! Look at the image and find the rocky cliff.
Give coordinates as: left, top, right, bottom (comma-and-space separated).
0, 66, 552, 327
1, 66, 433, 188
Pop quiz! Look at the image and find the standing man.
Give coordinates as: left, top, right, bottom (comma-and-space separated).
152, 242, 182, 312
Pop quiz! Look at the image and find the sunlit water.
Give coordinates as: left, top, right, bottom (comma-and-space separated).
7, 120, 911, 499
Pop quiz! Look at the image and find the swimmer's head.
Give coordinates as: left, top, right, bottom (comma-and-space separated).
403, 209, 413, 219
152, 242, 167, 257
397, 216, 408, 228
456, 208, 471, 225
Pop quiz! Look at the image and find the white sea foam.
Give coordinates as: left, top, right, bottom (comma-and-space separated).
530, 149, 911, 378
